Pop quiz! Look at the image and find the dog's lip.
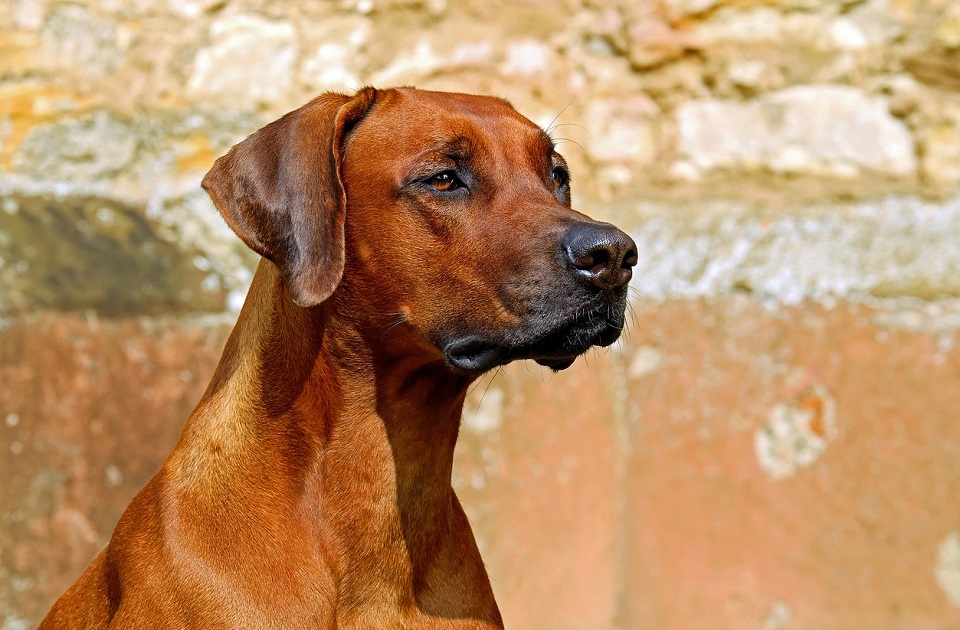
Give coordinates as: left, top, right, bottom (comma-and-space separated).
533, 356, 578, 371
443, 305, 624, 374
443, 339, 509, 373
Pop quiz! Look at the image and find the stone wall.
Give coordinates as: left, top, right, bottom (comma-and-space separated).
2, 0, 960, 628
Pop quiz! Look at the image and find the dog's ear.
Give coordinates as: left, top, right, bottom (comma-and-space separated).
202, 88, 377, 307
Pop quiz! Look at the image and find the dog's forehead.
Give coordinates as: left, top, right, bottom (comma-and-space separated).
361, 88, 548, 153
388, 87, 526, 119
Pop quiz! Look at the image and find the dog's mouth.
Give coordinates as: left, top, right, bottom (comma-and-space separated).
443, 302, 626, 374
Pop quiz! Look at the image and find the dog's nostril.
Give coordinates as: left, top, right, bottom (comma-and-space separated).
586, 249, 611, 275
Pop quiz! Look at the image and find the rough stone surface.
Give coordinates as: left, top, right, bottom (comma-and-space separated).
675, 86, 917, 178
937, 531, 960, 609
584, 95, 660, 165
624, 195, 960, 304
12, 111, 137, 181
754, 384, 838, 480
0, 194, 231, 315
38, 4, 122, 77
298, 17, 370, 93
919, 101, 960, 186
188, 15, 298, 105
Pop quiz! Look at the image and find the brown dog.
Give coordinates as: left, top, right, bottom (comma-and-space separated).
40, 87, 637, 629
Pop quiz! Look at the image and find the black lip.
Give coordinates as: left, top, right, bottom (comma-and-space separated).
443, 303, 625, 374
443, 339, 507, 373
534, 356, 577, 371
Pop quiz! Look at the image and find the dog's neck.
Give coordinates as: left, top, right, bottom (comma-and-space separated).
178, 261, 493, 618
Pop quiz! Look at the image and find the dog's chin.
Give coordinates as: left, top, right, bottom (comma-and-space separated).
532, 356, 578, 371
443, 313, 624, 375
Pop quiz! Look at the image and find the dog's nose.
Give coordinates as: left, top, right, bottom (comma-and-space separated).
562, 223, 638, 290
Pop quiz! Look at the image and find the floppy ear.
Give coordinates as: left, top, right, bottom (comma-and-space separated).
202, 88, 377, 307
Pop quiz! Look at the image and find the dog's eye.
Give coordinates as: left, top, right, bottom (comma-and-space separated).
552, 166, 570, 188
426, 171, 463, 192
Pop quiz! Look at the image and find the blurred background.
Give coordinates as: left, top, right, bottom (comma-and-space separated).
2, 0, 960, 628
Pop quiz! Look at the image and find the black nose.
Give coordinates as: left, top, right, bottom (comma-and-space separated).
562, 223, 638, 290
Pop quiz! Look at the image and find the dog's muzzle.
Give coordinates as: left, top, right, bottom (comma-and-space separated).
444, 222, 637, 374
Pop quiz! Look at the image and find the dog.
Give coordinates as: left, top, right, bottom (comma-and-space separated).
40, 87, 637, 629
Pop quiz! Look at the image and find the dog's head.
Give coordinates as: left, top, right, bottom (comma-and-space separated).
203, 87, 636, 374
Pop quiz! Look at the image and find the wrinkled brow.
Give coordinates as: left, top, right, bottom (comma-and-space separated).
435, 136, 473, 160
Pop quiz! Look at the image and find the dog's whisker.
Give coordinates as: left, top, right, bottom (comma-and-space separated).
547, 122, 588, 133
550, 137, 587, 154
543, 100, 575, 138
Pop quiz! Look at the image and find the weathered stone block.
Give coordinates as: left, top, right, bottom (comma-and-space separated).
624, 3, 695, 69
663, 0, 719, 17
188, 15, 297, 105
11, 111, 136, 181
370, 38, 443, 87
0, 195, 230, 315
812, 0, 903, 51
922, 114, 960, 186
500, 39, 553, 78
674, 85, 917, 177
624, 196, 960, 304
299, 17, 371, 93
584, 95, 659, 165
38, 5, 121, 77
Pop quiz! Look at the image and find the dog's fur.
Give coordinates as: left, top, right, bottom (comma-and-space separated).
40, 87, 636, 629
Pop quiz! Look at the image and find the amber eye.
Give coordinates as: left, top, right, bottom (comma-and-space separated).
552, 166, 569, 188
426, 171, 462, 192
